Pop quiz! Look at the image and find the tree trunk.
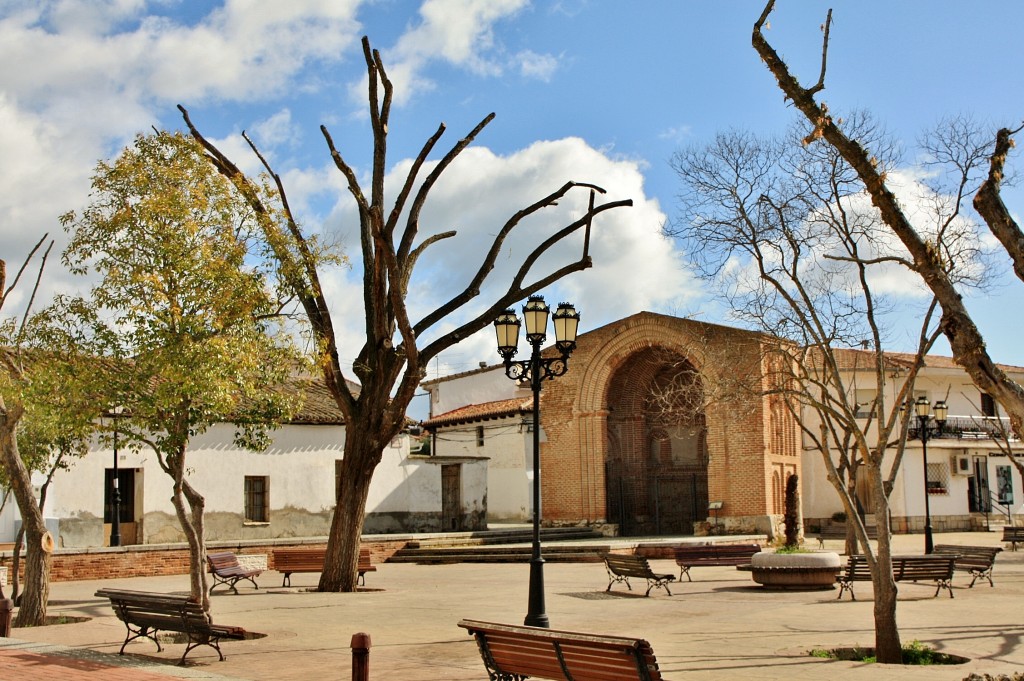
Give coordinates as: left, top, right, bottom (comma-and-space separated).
319, 432, 383, 592
0, 410, 51, 626
167, 450, 210, 610
866, 468, 901, 663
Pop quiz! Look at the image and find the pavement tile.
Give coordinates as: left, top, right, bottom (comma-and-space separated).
3, 531, 1024, 680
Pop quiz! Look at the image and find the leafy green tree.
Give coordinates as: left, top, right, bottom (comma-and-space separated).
180, 37, 633, 591
55, 131, 303, 608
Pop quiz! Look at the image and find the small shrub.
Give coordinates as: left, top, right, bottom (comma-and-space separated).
808, 641, 966, 666
831, 511, 847, 522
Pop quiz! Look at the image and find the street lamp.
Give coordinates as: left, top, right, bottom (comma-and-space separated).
494, 295, 579, 628
911, 396, 947, 554
108, 405, 125, 547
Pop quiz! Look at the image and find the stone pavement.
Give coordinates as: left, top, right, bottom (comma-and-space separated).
4, 531, 1024, 680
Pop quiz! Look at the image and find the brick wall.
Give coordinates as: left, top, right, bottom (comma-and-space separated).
0, 539, 406, 583
537, 312, 800, 531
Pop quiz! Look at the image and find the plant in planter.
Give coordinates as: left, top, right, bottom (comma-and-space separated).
745, 474, 841, 589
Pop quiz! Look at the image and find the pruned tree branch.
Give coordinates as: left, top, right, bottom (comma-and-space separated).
752, 1, 1024, 439
974, 124, 1024, 283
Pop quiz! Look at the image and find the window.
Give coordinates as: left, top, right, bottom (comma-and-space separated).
926, 462, 948, 495
854, 390, 877, 418
244, 476, 269, 523
476, 425, 484, 447
982, 393, 997, 418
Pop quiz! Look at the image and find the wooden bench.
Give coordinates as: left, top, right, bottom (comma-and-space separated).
933, 544, 1003, 587
95, 588, 246, 664
602, 554, 675, 596
458, 619, 667, 681
835, 554, 957, 600
272, 546, 376, 587
1002, 526, 1024, 551
207, 551, 261, 595
673, 543, 761, 581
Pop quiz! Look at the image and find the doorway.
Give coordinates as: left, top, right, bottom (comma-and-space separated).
969, 456, 992, 513
441, 464, 462, 531
104, 467, 139, 545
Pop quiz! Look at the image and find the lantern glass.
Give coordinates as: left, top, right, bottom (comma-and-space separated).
552, 303, 580, 349
934, 400, 948, 424
494, 310, 521, 356
523, 295, 550, 342
915, 395, 930, 418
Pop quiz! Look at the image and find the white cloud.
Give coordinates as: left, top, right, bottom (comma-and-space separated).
516, 49, 558, 81
318, 136, 695, 368
251, 109, 300, 149
367, 0, 557, 104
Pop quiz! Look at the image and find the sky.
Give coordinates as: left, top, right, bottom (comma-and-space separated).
4, 0, 1024, 415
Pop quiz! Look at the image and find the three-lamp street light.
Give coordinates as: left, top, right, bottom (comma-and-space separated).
494, 295, 579, 628
906, 396, 947, 554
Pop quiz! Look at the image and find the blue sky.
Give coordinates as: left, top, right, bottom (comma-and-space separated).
4, 1, 1024, 396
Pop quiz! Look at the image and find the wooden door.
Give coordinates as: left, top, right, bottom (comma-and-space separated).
441, 464, 462, 531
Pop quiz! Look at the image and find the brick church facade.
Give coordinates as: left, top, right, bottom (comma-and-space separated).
423, 312, 801, 537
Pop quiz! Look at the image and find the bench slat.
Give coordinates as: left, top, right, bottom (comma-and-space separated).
272, 547, 375, 587
836, 555, 956, 600
96, 588, 247, 665
207, 551, 261, 595
673, 544, 760, 581
458, 619, 663, 681
603, 554, 675, 597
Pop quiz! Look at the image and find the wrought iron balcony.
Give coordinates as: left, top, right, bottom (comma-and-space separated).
908, 416, 1015, 442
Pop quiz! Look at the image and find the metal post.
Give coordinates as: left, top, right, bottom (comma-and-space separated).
524, 339, 548, 628
351, 632, 370, 681
110, 421, 122, 548
919, 415, 934, 554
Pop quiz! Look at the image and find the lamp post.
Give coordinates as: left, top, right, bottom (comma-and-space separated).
494, 295, 579, 628
109, 405, 125, 547
912, 396, 947, 554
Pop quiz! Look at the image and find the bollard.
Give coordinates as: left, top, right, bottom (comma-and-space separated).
0, 584, 12, 637
351, 632, 371, 681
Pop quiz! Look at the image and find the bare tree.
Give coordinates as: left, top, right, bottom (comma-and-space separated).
180, 36, 632, 591
752, 1, 1024, 445
0, 237, 59, 626
668, 116, 987, 661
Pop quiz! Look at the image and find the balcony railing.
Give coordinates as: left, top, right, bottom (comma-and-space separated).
908, 416, 1015, 442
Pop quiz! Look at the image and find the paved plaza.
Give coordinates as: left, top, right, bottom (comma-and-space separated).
3, 531, 1024, 680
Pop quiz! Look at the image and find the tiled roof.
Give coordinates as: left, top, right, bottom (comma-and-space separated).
822, 347, 1024, 374
422, 397, 532, 430
279, 378, 348, 425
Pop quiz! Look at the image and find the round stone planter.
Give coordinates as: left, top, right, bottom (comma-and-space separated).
743, 551, 841, 590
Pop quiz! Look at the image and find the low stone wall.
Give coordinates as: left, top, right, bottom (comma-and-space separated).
0, 537, 407, 583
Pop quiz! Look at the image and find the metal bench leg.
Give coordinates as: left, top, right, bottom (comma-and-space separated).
678, 566, 692, 582
836, 580, 854, 601
645, 578, 673, 597
180, 634, 226, 665
210, 575, 240, 595
606, 572, 631, 593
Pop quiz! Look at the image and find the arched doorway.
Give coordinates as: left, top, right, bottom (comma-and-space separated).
604, 347, 708, 535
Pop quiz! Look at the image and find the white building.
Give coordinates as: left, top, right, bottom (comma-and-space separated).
801, 349, 1024, 533
0, 380, 489, 548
